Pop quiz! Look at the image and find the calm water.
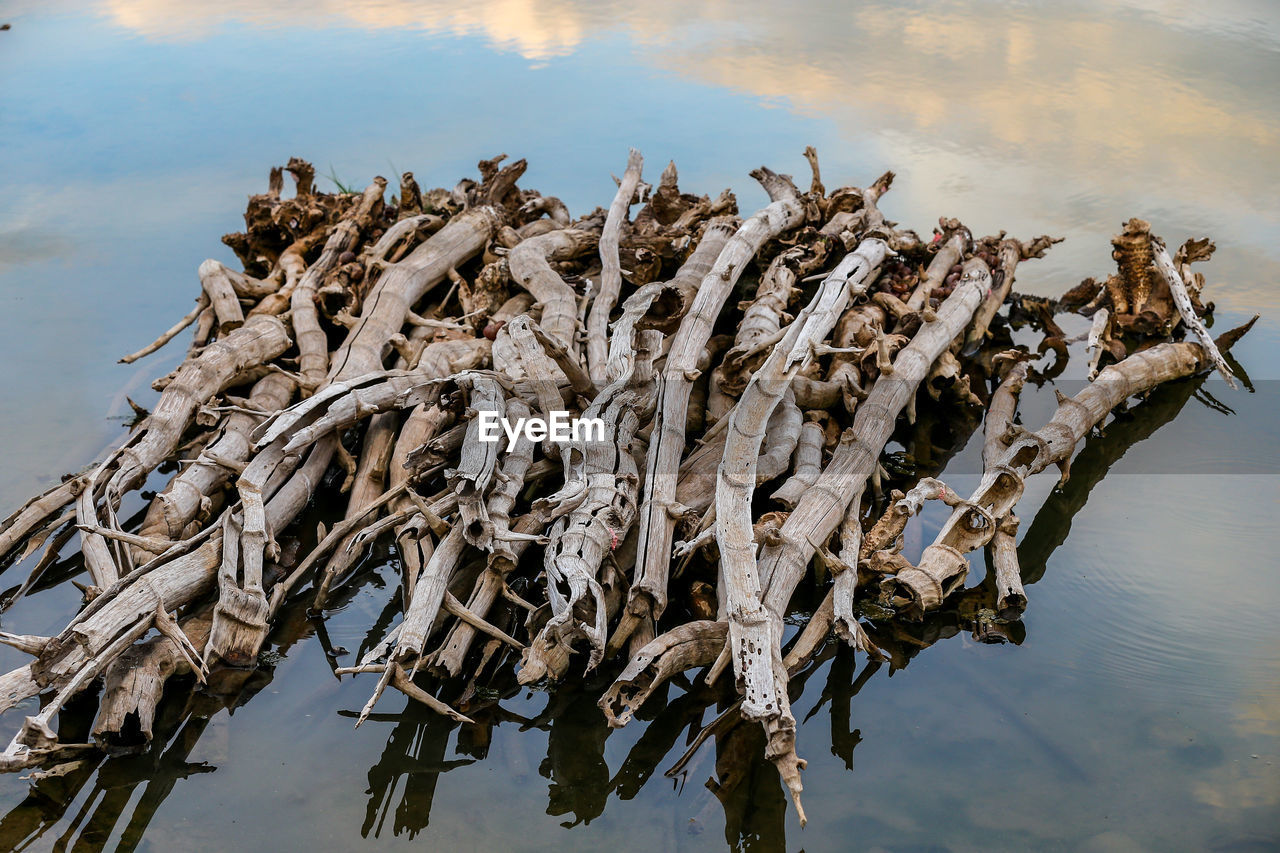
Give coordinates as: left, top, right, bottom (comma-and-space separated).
1, 2, 1278, 850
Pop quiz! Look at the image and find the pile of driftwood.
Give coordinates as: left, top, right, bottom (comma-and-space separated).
0, 150, 1253, 823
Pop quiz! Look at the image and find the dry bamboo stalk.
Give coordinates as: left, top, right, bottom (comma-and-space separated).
93, 608, 213, 747
961, 236, 1062, 355
329, 205, 501, 383
109, 315, 292, 499
771, 419, 824, 508
713, 230, 894, 822
0, 477, 85, 564
907, 219, 970, 311
75, 315, 292, 588
433, 398, 536, 676
395, 525, 468, 668
983, 362, 1028, 470
138, 372, 296, 544
198, 259, 247, 334
451, 373, 506, 548
309, 326, 435, 603
1086, 308, 1110, 380
991, 515, 1025, 614
207, 436, 337, 664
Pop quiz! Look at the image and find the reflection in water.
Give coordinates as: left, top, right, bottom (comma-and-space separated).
360, 703, 471, 839
101, 0, 602, 57
0, 670, 270, 852
540, 679, 612, 827
1018, 371, 1209, 584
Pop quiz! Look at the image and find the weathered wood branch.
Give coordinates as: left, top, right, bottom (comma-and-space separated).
588, 149, 643, 383
622, 170, 804, 650
884, 321, 1255, 618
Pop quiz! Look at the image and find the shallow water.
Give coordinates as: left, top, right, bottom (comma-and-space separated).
0, 1, 1278, 850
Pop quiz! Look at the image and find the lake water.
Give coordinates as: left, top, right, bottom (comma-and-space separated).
0, 1, 1277, 850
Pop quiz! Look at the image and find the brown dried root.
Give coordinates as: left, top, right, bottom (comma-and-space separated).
962, 234, 1063, 355
1107, 217, 1172, 333
599, 621, 727, 727
906, 217, 971, 311
632, 216, 738, 337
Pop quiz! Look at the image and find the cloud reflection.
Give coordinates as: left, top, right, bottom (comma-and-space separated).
87, 0, 1279, 241
100, 0, 607, 58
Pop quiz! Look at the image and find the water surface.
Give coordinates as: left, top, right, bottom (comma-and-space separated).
0, 2, 1277, 850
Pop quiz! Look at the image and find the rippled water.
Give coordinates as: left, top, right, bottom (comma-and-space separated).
0, 1, 1277, 850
